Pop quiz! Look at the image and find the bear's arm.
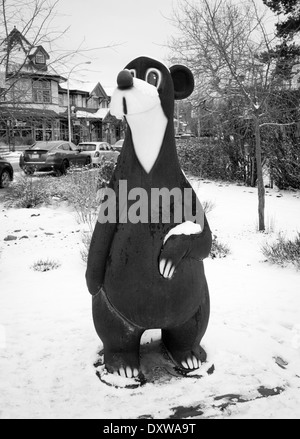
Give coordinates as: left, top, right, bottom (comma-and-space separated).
85, 221, 117, 296
187, 214, 212, 261
159, 215, 212, 278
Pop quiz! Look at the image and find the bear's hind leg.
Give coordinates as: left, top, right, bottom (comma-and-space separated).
162, 303, 209, 371
92, 289, 144, 378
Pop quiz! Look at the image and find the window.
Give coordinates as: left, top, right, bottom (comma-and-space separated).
77, 95, 82, 107
32, 80, 51, 103
57, 143, 70, 151
35, 53, 46, 64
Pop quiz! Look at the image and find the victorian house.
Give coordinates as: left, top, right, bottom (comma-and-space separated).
0, 28, 120, 151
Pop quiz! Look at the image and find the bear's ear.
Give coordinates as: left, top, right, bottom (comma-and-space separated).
170, 65, 194, 100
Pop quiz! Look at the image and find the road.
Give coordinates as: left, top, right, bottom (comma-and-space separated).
5, 155, 21, 173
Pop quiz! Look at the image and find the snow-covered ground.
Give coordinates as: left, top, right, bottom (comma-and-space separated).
0, 178, 300, 419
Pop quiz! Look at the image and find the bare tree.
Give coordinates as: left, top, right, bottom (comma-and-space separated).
0, 0, 121, 149
1, 0, 64, 99
0, 0, 117, 102
168, 0, 296, 231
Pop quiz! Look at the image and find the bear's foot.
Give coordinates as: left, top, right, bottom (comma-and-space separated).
114, 366, 139, 378
164, 345, 207, 372
94, 349, 146, 388
105, 351, 140, 379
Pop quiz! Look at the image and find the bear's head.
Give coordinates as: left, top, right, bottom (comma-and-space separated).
110, 56, 194, 119
110, 57, 194, 174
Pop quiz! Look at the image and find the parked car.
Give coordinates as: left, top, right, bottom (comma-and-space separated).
175, 133, 195, 139
0, 156, 14, 188
113, 139, 124, 152
19, 140, 91, 175
78, 142, 119, 166
180, 133, 195, 139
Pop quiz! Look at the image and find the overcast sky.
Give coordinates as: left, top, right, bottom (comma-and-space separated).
54, 0, 177, 89
51, 0, 277, 91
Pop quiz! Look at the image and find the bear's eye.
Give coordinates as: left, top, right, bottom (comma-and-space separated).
145, 68, 162, 88
129, 69, 136, 78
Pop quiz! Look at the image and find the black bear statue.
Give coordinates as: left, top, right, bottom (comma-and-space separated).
86, 56, 212, 381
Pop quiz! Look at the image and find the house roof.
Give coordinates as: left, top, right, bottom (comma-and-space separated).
60, 80, 97, 94
76, 108, 110, 120
1, 28, 66, 82
1, 27, 31, 49
28, 45, 50, 60
76, 108, 109, 120
30, 68, 66, 81
59, 80, 113, 97
0, 106, 59, 120
58, 84, 89, 96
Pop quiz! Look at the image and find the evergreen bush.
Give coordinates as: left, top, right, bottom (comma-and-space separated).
176, 138, 244, 182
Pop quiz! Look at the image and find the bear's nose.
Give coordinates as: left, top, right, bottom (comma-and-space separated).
117, 70, 134, 90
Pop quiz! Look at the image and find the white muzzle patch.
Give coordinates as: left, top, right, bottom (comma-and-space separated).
110, 77, 161, 119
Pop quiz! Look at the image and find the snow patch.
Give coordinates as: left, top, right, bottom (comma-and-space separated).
164, 220, 202, 244
1, 180, 300, 419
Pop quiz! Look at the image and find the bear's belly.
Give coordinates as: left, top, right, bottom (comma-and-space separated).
103, 225, 208, 329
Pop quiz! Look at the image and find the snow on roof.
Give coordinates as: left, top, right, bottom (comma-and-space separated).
94, 108, 110, 118
60, 79, 115, 96
76, 108, 109, 119
59, 79, 95, 93
28, 45, 49, 58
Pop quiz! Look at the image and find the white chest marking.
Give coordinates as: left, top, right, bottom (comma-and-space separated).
126, 105, 168, 173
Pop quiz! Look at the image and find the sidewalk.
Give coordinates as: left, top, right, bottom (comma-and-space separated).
0, 151, 22, 158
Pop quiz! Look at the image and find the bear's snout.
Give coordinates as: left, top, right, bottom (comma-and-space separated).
117, 70, 133, 90
110, 75, 160, 120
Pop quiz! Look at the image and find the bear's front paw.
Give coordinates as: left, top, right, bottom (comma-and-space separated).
159, 258, 176, 279
159, 235, 190, 279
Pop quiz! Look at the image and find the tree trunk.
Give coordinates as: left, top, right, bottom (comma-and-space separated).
254, 115, 265, 231
251, 156, 256, 187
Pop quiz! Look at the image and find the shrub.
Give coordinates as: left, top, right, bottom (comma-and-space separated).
177, 138, 244, 182
64, 159, 116, 262
202, 199, 215, 215
80, 230, 92, 264
63, 168, 99, 225
5, 159, 116, 264
210, 235, 230, 259
5, 158, 116, 212
31, 258, 61, 272
5, 174, 51, 208
267, 139, 300, 190
65, 159, 116, 228
95, 157, 117, 188
262, 232, 300, 269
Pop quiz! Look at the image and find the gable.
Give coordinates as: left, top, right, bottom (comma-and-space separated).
1, 27, 31, 53
28, 46, 50, 61
1, 28, 50, 71
90, 82, 108, 99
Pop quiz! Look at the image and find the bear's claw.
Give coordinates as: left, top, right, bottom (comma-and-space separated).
115, 366, 139, 379
181, 355, 201, 370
